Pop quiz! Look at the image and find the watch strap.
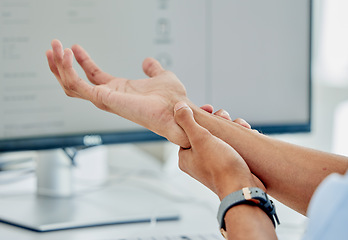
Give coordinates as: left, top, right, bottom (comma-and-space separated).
217, 187, 280, 231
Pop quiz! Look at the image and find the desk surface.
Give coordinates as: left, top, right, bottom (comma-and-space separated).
0, 144, 306, 240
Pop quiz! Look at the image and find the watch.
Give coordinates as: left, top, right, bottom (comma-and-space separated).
217, 187, 280, 238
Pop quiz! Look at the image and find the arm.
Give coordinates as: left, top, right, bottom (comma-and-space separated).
47, 40, 348, 214
46, 39, 267, 192
188, 104, 348, 215
174, 102, 277, 240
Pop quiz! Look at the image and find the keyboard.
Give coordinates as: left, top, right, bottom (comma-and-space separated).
118, 233, 223, 240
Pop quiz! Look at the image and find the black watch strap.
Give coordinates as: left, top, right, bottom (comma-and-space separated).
217, 187, 280, 231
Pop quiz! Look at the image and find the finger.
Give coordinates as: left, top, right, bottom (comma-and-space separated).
174, 102, 211, 146
46, 49, 60, 80
214, 109, 232, 121
233, 118, 251, 129
178, 147, 191, 173
142, 57, 165, 77
51, 39, 64, 60
52, 39, 68, 86
46, 49, 73, 93
61, 48, 94, 100
71, 44, 113, 85
200, 104, 214, 114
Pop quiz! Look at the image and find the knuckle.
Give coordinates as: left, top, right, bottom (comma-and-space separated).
94, 103, 107, 111
64, 89, 74, 97
67, 80, 77, 91
90, 67, 101, 78
175, 107, 186, 119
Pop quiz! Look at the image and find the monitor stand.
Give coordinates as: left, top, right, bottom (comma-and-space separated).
0, 147, 179, 232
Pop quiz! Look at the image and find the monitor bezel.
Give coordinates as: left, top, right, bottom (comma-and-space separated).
0, 120, 311, 153
0, 130, 165, 152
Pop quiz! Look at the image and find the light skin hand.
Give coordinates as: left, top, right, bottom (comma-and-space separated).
46, 39, 255, 149
174, 102, 258, 200
46, 39, 191, 148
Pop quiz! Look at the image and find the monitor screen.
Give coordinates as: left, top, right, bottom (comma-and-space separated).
0, 0, 311, 152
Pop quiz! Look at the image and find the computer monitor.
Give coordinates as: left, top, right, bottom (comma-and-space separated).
0, 0, 312, 232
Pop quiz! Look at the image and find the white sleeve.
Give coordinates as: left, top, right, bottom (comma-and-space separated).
302, 171, 348, 240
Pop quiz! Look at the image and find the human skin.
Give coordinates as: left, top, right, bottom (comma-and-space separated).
190, 108, 348, 214
174, 102, 257, 200
46, 40, 348, 215
46, 39, 191, 148
174, 102, 277, 240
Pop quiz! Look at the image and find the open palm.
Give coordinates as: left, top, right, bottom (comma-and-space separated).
46, 40, 190, 147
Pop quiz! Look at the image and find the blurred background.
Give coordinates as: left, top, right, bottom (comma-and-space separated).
274, 0, 348, 154
1, 1, 348, 239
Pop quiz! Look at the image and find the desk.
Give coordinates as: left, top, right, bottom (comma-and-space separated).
0, 143, 306, 240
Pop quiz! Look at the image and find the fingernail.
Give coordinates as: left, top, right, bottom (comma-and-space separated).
175, 102, 189, 112
222, 110, 230, 117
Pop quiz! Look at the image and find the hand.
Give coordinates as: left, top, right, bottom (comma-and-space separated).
199, 105, 266, 191
46, 39, 190, 147
200, 104, 252, 128
174, 102, 259, 200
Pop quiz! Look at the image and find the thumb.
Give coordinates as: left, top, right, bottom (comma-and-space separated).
174, 102, 207, 145
142, 57, 165, 77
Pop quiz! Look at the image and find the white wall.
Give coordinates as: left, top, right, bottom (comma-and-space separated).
276, 0, 348, 154
274, 82, 348, 153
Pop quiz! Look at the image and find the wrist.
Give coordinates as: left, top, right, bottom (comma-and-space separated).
217, 187, 280, 239
215, 176, 257, 201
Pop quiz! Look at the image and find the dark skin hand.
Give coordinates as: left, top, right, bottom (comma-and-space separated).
174, 102, 277, 240
174, 102, 259, 200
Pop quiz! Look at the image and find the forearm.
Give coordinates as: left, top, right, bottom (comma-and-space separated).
189, 103, 348, 214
